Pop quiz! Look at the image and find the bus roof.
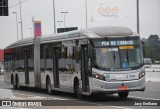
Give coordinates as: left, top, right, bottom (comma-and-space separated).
88, 26, 133, 36
5, 26, 133, 49
40, 26, 133, 44
5, 37, 34, 49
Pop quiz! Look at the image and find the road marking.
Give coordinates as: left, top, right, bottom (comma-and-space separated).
74, 100, 133, 109
129, 96, 160, 100
13, 93, 132, 108
12, 93, 159, 108
110, 106, 133, 109
0, 107, 31, 109
27, 96, 46, 99
47, 97, 67, 100
13, 92, 68, 100
13, 93, 35, 97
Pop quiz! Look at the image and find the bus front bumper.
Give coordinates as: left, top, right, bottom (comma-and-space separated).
91, 77, 145, 94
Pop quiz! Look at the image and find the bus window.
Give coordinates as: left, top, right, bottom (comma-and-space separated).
60, 46, 66, 59
93, 46, 142, 71
73, 46, 80, 61
47, 47, 52, 59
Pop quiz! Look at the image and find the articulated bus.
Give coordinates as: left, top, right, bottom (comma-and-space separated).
4, 26, 145, 98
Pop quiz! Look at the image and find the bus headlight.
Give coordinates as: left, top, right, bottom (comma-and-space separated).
92, 72, 106, 81
139, 71, 145, 79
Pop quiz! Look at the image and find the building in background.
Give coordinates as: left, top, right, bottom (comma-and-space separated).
0, 0, 8, 16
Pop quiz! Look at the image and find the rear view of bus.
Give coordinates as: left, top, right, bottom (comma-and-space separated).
89, 27, 145, 98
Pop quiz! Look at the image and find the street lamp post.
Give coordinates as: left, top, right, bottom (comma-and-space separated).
19, 0, 23, 39
61, 12, 68, 28
137, 0, 140, 34
53, 0, 56, 34
85, 0, 88, 28
57, 21, 63, 28
13, 12, 19, 41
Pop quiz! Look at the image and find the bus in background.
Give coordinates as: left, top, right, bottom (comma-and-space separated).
144, 58, 160, 72
144, 58, 152, 68
4, 26, 145, 98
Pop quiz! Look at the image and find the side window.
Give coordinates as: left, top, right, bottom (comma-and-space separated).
27, 50, 31, 59
59, 46, 67, 59
14, 48, 19, 60
20, 48, 23, 60
67, 42, 73, 58
8, 54, 12, 61
47, 47, 52, 59
40, 46, 43, 59
40, 46, 46, 59
4, 54, 11, 61
75, 46, 81, 62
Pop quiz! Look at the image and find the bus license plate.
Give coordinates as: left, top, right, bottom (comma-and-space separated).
118, 86, 127, 91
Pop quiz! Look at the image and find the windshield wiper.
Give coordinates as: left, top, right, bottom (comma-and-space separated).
126, 51, 129, 66
112, 51, 116, 65
125, 37, 129, 66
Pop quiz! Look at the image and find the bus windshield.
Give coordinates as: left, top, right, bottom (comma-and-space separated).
91, 37, 143, 71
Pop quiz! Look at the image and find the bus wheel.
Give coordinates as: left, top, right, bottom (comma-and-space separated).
13, 75, 20, 90
16, 76, 21, 89
12, 77, 16, 89
74, 82, 83, 99
13, 81, 17, 89
118, 92, 129, 98
47, 78, 52, 95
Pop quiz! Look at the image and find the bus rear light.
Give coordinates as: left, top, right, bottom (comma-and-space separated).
92, 72, 106, 81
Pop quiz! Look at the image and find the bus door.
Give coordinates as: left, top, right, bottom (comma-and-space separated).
81, 45, 89, 92
24, 50, 29, 84
53, 47, 60, 88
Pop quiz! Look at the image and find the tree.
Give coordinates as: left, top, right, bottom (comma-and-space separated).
142, 35, 160, 63
148, 35, 160, 46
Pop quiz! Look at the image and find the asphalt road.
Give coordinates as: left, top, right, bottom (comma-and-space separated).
0, 75, 160, 109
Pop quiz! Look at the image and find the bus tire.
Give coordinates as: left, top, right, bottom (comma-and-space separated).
118, 92, 129, 98
13, 80, 17, 89
13, 75, 20, 90
74, 81, 83, 99
11, 74, 14, 85
47, 78, 52, 95
16, 75, 21, 90
12, 75, 16, 89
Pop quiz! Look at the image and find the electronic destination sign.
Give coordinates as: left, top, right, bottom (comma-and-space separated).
91, 37, 140, 47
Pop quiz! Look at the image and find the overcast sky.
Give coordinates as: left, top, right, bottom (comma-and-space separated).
0, 0, 160, 49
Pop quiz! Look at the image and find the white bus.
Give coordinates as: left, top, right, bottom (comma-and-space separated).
4, 26, 145, 98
